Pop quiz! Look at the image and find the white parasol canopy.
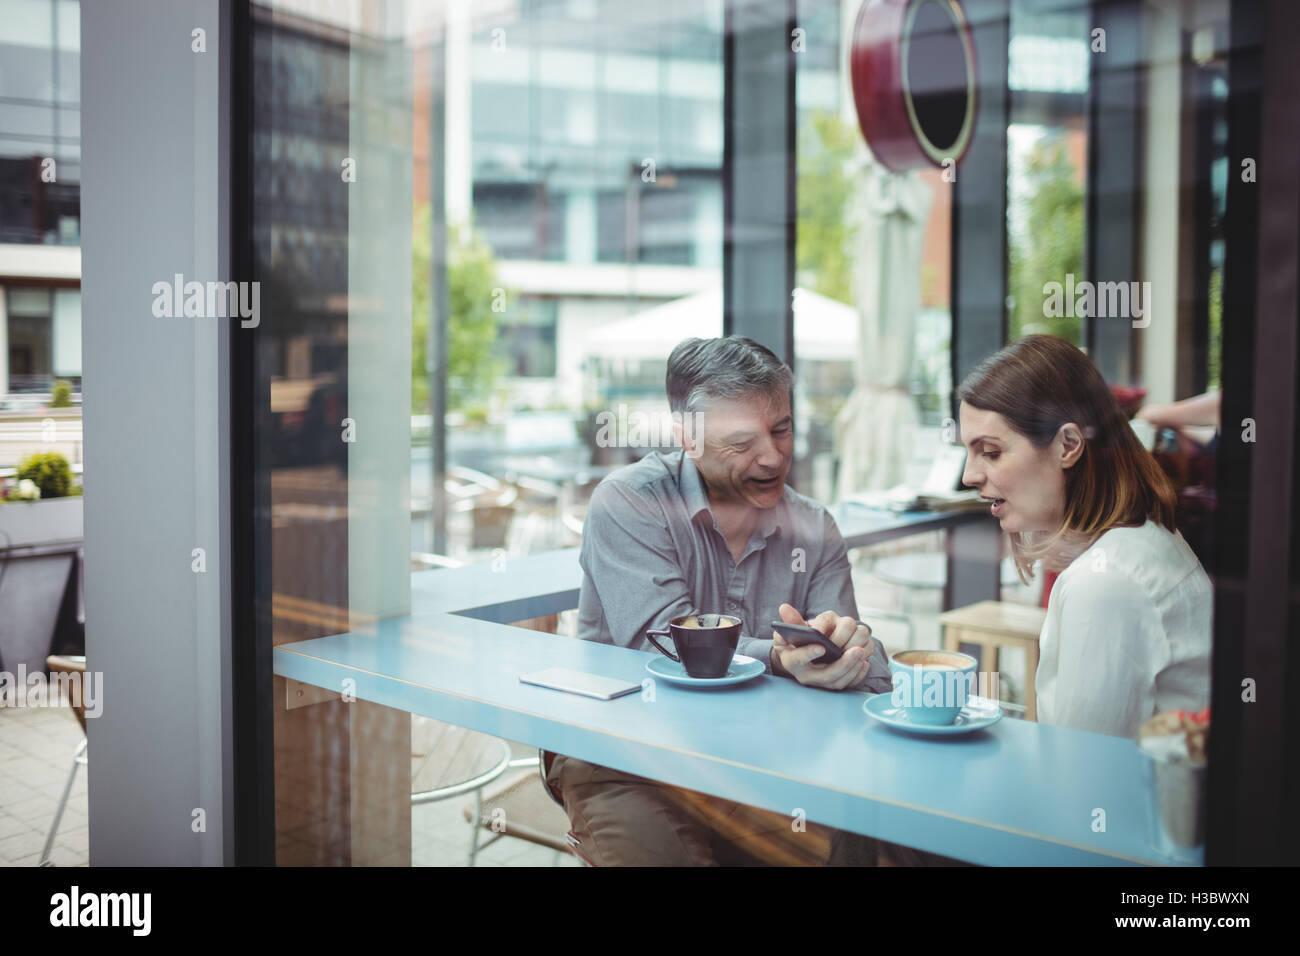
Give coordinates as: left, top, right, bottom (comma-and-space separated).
834, 146, 933, 496
584, 284, 858, 361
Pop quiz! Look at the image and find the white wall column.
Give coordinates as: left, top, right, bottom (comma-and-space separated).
81, 0, 233, 865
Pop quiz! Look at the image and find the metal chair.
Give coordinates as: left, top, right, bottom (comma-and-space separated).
412, 606, 574, 865
40, 654, 87, 867
457, 613, 589, 865
459, 753, 580, 865
410, 717, 513, 866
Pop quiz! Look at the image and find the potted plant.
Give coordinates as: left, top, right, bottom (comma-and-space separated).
0, 451, 83, 547
50, 380, 74, 408
0, 451, 84, 675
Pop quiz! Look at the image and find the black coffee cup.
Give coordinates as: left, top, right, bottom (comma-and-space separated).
645, 613, 742, 678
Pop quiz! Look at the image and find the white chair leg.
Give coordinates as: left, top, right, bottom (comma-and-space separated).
467, 790, 483, 867
40, 737, 87, 867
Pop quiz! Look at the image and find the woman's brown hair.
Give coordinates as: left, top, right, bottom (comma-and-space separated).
956, 334, 1177, 579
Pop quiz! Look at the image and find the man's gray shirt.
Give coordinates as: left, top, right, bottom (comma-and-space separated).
576, 449, 893, 693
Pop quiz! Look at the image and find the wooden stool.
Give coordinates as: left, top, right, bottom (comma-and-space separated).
939, 601, 1046, 721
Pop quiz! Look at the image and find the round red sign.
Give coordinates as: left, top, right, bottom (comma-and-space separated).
851, 0, 979, 172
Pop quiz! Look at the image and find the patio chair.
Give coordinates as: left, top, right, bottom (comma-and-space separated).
410, 717, 513, 866
457, 612, 591, 866
459, 753, 582, 865
39, 654, 88, 867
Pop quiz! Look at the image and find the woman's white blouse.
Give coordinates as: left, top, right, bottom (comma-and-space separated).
1036, 520, 1212, 738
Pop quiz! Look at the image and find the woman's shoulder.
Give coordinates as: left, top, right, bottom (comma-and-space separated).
1058, 520, 1206, 605
1052, 542, 1151, 615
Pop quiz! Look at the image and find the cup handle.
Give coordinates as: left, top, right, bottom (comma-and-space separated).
644, 628, 679, 662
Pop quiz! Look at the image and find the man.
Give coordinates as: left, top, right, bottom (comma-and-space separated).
545, 335, 892, 865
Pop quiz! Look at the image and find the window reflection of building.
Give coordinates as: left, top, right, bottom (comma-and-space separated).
416, 0, 727, 415
0, 0, 82, 403
252, 6, 351, 472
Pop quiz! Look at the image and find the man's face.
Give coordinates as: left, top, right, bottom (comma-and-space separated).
687, 391, 793, 509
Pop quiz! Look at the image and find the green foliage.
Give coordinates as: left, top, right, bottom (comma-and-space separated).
17, 451, 72, 499
1008, 139, 1084, 343
50, 380, 73, 408
412, 205, 507, 414
797, 110, 859, 305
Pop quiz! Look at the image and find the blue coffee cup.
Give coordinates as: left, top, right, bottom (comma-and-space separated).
889, 650, 979, 725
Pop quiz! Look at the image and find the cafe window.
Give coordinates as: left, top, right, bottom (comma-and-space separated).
6, 287, 54, 389
243, 0, 1239, 868
793, 0, 954, 506
5, 285, 78, 392
253, 0, 725, 865
1005, 0, 1089, 344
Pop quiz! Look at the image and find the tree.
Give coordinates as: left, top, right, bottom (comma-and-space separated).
411, 204, 507, 415
1008, 137, 1084, 342
797, 110, 858, 305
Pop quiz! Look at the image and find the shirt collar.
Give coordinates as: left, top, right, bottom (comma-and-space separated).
677, 450, 784, 539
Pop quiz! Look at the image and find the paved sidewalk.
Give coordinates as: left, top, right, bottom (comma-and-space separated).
1, 699, 578, 867
0, 697, 88, 867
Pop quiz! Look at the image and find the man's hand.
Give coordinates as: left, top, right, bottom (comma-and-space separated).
770, 603, 876, 690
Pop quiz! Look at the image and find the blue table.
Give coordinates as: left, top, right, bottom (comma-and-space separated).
273, 508, 1201, 866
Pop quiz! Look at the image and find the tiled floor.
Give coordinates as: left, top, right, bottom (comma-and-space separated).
0, 695, 88, 867
0, 699, 578, 867
411, 743, 581, 868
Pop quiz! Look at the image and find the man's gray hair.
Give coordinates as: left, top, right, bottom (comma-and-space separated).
665, 336, 794, 414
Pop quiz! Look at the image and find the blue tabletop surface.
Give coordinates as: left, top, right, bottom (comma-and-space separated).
274, 510, 1202, 867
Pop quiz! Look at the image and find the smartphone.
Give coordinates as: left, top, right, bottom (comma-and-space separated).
770, 621, 844, 664
518, 668, 642, 700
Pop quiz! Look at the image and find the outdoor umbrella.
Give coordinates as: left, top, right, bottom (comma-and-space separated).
834, 146, 933, 497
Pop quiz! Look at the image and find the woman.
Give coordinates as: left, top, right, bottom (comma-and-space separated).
957, 335, 1212, 738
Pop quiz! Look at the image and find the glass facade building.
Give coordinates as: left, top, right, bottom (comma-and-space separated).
0, 0, 82, 401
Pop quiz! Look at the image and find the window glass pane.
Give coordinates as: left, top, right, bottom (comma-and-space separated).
1006, 123, 1085, 343
256, 0, 723, 867
56, 0, 79, 50
794, 0, 952, 511
0, 0, 53, 48
6, 286, 54, 392
7, 285, 52, 315
245, 0, 1237, 870
0, 102, 56, 139
1005, 1, 1088, 345
52, 286, 80, 376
